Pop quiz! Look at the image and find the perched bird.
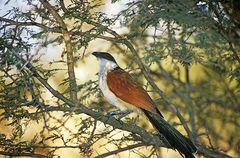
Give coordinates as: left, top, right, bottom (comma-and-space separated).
92, 51, 197, 158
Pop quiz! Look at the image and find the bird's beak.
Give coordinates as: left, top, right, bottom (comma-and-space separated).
92, 52, 100, 61
92, 52, 99, 57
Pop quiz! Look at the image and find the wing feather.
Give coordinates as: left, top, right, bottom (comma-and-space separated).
107, 68, 159, 114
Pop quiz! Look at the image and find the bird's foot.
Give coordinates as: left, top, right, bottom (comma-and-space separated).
117, 109, 133, 120
106, 109, 133, 125
107, 109, 123, 116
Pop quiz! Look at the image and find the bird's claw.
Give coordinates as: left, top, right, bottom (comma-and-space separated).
105, 109, 133, 125
107, 109, 122, 117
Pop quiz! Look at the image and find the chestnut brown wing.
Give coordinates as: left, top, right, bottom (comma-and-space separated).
107, 68, 158, 114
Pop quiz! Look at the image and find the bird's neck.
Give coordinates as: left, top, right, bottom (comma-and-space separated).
98, 59, 119, 76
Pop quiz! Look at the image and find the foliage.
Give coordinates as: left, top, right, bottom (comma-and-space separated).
0, 0, 239, 157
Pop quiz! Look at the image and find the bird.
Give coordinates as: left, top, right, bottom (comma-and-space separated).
92, 51, 197, 158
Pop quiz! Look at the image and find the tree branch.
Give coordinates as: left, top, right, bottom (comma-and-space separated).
95, 143, 145, 158
0, 17, 49, 30
228, 41, 240, 64
0, 151, 47, 158
39, 0, 77, 101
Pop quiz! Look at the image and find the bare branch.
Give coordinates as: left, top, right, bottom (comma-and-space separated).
0, 17, 49, 30
0, 151, 47, 158
39, 0, 78, 101
95, 143, 145, 158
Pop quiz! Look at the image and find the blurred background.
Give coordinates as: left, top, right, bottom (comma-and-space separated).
0, 0, 239, 157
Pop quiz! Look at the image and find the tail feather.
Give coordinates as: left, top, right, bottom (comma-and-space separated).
142, 109, 197, 158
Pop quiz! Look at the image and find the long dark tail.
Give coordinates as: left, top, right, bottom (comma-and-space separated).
142, 109, 197, 158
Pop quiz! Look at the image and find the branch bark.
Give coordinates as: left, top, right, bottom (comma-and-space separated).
95, 143, 145, 158
0, 151, 47, 158
39, 0, 77, 101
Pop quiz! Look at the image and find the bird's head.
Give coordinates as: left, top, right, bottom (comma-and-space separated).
92, 52, 119, 71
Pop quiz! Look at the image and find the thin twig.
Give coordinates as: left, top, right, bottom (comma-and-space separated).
0, 151, 47, 158
94, 143, 145, 158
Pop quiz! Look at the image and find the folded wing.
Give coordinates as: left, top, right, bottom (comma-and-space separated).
107, 68, 162, 117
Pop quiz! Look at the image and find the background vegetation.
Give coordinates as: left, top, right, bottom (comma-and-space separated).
0, 0, 239, 157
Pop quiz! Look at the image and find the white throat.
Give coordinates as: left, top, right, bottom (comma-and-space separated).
98, 58, 118, 75
96, 58, 121, 107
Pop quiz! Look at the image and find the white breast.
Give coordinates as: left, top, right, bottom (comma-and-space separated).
99, 72, 121, 108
